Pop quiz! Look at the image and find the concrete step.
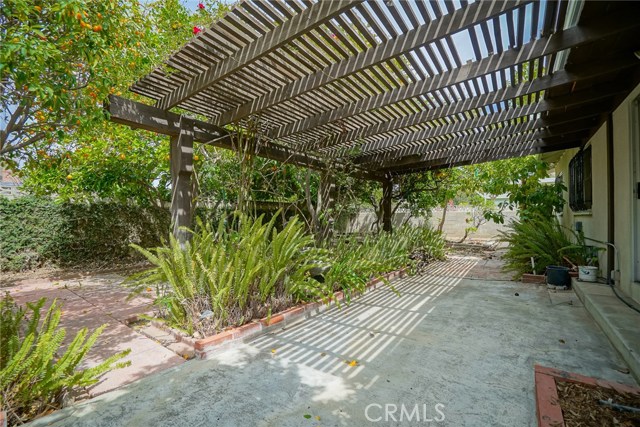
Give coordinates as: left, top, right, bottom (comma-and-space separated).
573, 279, 640, 383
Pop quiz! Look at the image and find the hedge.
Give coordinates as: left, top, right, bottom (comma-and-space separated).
0, 196, 170, 272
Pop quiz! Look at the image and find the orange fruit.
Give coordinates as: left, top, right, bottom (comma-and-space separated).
93, 25, 102, 32
119, 154, 126, 160
34, 5, 42, 12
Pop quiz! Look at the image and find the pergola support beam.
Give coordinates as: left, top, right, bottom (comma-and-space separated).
388, 139, 583, 175
106, 95, 384, 182
170, 117, 194, 244
370, 117, 597, 170
354, 100, 610, 166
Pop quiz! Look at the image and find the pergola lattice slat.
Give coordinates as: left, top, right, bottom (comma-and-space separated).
314, 55, 638, 157
213, 0, 527, 126
155, 1, 359, 110
272, 9, 640, 145
113, 0, 640, 178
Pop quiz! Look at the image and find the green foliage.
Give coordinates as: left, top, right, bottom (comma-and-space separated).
4, 0, 229, 204
0, 196, 169, 271
18, 122, 172, 206
414, 224, 447, 261
322, 224, 446, 303
558, 231, 605, 267
498, 214, 573, 278
0, 294, 130, 425
126, 214, 446, 336
474, 156, 565, 222
126, 213, 323, 335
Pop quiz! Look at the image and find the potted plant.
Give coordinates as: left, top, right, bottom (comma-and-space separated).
559, 232, 604, 283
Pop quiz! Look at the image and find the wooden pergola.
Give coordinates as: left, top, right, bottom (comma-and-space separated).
106, 0, 640, 238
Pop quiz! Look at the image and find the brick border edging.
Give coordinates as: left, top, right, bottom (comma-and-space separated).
141, 268, 407, 358
522, 274, 546, 284
534, 364, 640, 427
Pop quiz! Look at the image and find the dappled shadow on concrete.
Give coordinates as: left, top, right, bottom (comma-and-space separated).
28, 254, 636, 427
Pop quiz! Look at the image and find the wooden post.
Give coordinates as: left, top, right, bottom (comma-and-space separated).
382, 176, 393, 233
170, 117, 194, 245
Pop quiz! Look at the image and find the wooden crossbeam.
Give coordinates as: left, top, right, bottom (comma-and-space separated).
378, 126, 590, 172
371, 117, 597, 170
106, 95, 383, 181
268, 9, 640, 142
315, 56, 637, 154
388, 138, 583, 175
352, 83, 623, 163
155, 1, 358, 111
350, 96, 609, 165
214, 0, 526, 126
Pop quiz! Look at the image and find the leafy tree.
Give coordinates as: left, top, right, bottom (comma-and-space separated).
2, 0, 229, 204
473, 156, 565, 222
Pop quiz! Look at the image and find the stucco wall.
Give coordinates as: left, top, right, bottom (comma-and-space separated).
555, 125, 610, 274
612, 83, 640, 303
555, 82, 640, 303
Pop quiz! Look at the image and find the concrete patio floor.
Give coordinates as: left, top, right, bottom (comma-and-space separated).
29, 254, 636, 426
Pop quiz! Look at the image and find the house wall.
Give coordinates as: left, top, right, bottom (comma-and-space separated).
555, 82, 640, 304
612, 83, 640, 304
555, 126, 609, 274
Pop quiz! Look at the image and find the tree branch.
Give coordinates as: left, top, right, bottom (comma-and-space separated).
0, 132, 45, 155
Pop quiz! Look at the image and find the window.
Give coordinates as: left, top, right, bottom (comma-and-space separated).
568, 146, 592, 211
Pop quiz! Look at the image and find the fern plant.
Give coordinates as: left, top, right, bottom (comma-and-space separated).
126, 213, 448, 337
126, 212, 323, 336
0, 294, 130, 425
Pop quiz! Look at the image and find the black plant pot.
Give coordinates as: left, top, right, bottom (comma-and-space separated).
546, 265, 571, 288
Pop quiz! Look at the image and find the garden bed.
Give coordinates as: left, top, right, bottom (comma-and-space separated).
535, 365, 640, 427
135, 269, 407, 359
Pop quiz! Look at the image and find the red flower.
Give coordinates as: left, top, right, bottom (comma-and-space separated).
198, 2, 205, 9
193, 26, 202, 35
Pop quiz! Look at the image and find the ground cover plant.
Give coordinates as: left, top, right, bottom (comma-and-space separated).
0, 294, 130, 425
126, 213, 446, 337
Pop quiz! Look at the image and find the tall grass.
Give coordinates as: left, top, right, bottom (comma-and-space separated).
323, 224, 446, 303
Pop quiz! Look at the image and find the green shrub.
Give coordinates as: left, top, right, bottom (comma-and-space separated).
498, 214, 573, 278
126, 216, 447, 336
0, 294, 130, 425
323, 224, 446, 302
126, 213, 323, 335
0, 196, 170, 272
413, 224, 447, 261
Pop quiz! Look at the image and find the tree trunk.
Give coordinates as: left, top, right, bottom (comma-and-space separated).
382, 177, 393, 233
438, 202, 448, 233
